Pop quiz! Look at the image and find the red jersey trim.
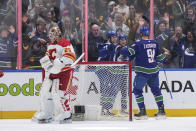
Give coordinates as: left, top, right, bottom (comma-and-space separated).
63, 52, 76, 61
49, 38, 71, 47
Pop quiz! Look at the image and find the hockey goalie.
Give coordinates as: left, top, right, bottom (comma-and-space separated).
32, 24, 76, 124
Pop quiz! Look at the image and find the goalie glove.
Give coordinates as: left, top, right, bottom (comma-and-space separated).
48, 58, 67, 74
40, 56, 53, 71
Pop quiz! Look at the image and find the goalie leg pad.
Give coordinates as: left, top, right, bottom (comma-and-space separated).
32, 77, 54, 122
51, 79, 72, 123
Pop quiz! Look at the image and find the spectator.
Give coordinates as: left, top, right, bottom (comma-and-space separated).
44, 0, 60, 22
175, 31, 196, 68
145, 4, 161, 28
23, 17, 49, 68
169, 26, 186, 68
0, 24, 17, 70
135, 15, 149, 40
183, 5, 196, 36
60, 15, 80, 57
61, 16, 74, 41
29, 17, 49, 43
172, 0, 187, 27
0, 1, 8, 22
155, 21, 171, 65
163, 26, 177, 68
107, 1, 116, 19
134, 0, 149, 15
27, 0, 47, 25
113, 0, 130, 21
45, 10, 58, 32
116, 28, 123, 35
94, 0, 108, 19
2, 0, 16, 27
22, 35, 47, 68
188, 0, 196, 7
60, 0, 81, 23
154, 0, 167, 15
155, 20, 170, 51
126, 4, 138, 45
88, 23, 106, 61
108, 13, 130, 36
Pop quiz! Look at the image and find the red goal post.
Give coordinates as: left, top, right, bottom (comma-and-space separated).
69, 61, 132, 121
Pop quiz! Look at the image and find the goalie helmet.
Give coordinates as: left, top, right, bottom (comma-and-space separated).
48, 26, 62, 42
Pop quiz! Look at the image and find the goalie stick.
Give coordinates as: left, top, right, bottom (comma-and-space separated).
70, 53, 85, 68
24, 53, 85, 70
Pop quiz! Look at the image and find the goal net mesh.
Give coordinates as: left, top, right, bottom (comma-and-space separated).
68, 62, 132, 121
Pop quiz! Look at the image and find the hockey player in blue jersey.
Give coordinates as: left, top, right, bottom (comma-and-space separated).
114, 34, 129, 61
120, 26, 166, 120
113, 34, 129, 115
98, 30, 118, 61
96, 33, 129, 116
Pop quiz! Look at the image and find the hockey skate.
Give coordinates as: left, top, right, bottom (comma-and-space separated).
31, 112, 53, 124
154, 105, 166, 120
101, 108, 115, 116
36, 118, 52, 124
134, 108, 147, 120
31, 116, 52, 124
59, 114, 72, 124
120, 109, 129, 116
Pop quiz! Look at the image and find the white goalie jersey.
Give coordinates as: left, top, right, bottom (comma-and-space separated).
40, 38, 76, 74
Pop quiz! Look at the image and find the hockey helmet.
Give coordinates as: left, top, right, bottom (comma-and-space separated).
48, 26, 62, 42
118, 33, 127, 40
107, 30, 117, 38
140, 26, 150, 36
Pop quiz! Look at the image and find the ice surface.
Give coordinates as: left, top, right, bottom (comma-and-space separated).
0, 117, 195, 131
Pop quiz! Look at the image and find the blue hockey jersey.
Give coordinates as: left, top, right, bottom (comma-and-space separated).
121, 39, 165, 75
98, 42, 117, 61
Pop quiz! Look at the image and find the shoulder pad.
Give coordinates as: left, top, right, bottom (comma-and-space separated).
58, 38, 71, 47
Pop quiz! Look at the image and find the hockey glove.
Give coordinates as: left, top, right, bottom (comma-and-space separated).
48, 58, 65, 74
40, 56, 53, 71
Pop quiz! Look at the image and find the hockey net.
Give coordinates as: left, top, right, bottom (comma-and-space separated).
68, 62, 132, 121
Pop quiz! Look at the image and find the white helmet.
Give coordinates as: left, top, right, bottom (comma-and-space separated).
48, 26, 62, 42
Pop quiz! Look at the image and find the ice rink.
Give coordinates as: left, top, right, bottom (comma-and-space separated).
0, 117, 196, 131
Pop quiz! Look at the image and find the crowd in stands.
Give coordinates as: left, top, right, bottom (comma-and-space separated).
0, 0, 17, 70
87, 0, 196, 68
0, 0, 196, 69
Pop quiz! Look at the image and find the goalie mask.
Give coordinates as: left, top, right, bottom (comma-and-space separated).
48, 26, 62, 43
